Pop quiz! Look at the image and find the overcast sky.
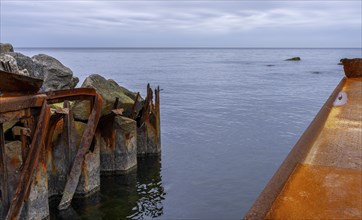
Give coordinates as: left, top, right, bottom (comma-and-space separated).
1, 0, 361, 48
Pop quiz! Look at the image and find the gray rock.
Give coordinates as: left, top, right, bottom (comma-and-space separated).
0, 43, 14, 53
0, 54, 30, 76
73, 74, 141, 120
6, 52, 45, 79
32, 54, 78, 91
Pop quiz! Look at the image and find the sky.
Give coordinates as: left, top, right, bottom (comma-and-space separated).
0, 0, 361, 48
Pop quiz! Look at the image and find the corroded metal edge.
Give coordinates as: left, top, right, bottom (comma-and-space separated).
244, 77, 347, 220
0, 70, 43, 95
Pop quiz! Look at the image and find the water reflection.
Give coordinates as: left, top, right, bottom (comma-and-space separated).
51, 157, 165, 220
127, 158, 165, 219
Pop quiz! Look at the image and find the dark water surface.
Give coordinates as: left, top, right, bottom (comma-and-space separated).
18, 48, 362, 219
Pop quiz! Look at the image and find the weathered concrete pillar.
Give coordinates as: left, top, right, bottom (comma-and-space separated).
3, 141, 49, 220
76, 132, 100, 196
47, 117, 101, 198
99, 116, 137, 174
20, 155, 49, 220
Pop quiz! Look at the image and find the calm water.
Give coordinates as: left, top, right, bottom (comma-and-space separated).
18, 48, 362, 219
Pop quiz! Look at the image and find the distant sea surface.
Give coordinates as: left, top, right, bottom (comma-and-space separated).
18, 48, 362, 219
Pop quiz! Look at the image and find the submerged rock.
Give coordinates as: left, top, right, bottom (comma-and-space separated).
0, 43, 14, 53
285, 57, 301, 61
73, 74, 143, 120
33, 54, 79, 91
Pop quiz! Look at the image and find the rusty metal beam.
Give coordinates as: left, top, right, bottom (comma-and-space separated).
58, 93, 103, 210
45, 88, 97, 104
0, 95, 46, 113
5, 101, 51, 220
63, 101, 74, 171
0, 70, 43, 95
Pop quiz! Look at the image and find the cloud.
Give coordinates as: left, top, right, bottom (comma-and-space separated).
1, 1, 361, 47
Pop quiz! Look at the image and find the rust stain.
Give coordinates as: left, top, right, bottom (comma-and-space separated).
266, 164, 362, 220
305, 78, 362, 170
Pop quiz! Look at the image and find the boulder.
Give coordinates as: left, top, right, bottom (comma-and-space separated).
285, 57, 301, 61
0, 54, 30, 76
6, 52, 45, 79
0, 43, 14, 53
73, 74, 142, 120
32, 54, 79, 91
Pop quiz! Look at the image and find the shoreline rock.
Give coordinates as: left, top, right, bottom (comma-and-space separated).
33, 54, 79, 91
72, 74, 143, 120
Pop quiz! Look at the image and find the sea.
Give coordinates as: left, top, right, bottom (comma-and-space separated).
17, 48, 362, 219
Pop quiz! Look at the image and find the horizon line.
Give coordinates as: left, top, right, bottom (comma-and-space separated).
16, 47, 362, 50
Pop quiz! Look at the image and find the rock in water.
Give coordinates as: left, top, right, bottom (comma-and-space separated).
285, 57, 301, 61
0, 43, 14, 53
73, 74, 142, 120
32, 54, 79, 91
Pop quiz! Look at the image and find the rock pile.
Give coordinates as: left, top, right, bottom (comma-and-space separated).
0, 44, 78, 91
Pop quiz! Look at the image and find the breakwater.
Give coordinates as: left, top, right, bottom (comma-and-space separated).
0, 43, 161, 219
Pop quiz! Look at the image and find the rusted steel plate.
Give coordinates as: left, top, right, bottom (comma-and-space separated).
245, 76, 362, 219
58, 93, 103, 210
5, 102, 51, 220
266, 164, 362, 219
0, 70, 43, 95
244, 78, 347, 219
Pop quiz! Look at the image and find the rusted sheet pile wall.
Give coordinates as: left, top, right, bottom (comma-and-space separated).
137, 84, 161, 156
0, 47, 162, 220
245, 58, 362, 219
